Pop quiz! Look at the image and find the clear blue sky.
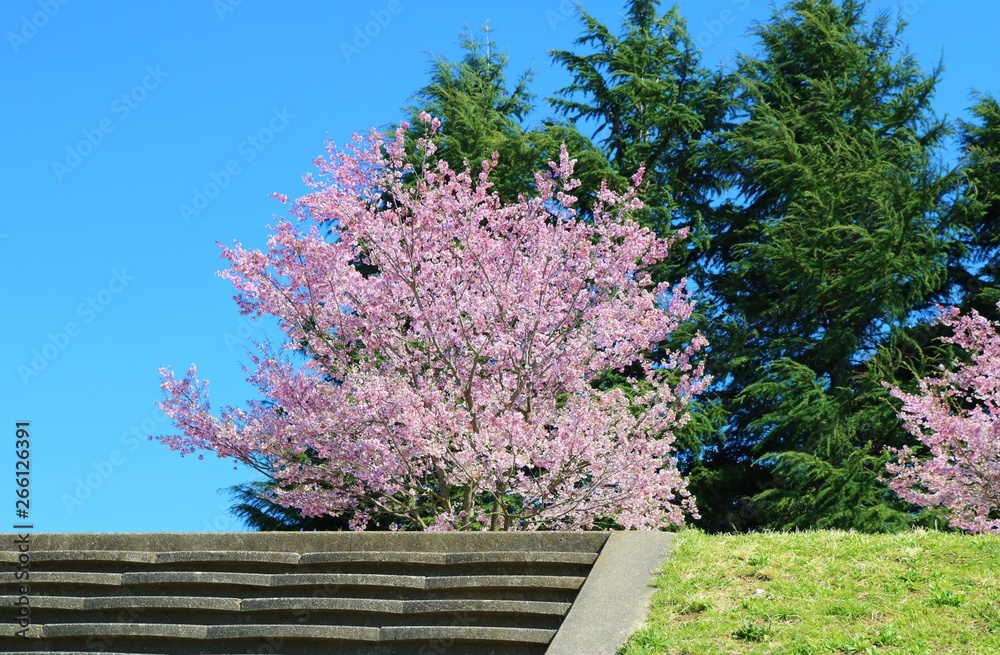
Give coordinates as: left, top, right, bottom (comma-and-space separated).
3, 0, 996, 532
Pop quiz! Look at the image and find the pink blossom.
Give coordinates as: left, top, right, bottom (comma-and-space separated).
154, 116, 708, 531
886, 302, 1000, 533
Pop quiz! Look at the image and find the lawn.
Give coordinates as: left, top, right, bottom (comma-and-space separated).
621, 529, 1000, 654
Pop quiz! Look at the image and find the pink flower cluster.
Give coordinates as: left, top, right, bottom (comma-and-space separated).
155, 116, 708, 531
887, 302, 1000, 533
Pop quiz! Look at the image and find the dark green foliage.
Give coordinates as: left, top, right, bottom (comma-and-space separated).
697, 0, 956, 530
736, 359, 911, 531
550, 0, 730, 285
951, 93, 1000, 320
711, 0, 949, 379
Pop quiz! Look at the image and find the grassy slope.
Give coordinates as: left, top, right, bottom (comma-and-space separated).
621, 529, 1000, 655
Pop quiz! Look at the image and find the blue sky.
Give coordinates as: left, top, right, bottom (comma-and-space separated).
3, 0, 996, 533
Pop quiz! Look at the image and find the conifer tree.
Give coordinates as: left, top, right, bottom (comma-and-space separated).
951, 93, 1000, 320
549, 0, 730, 286
702, 0, 953, 530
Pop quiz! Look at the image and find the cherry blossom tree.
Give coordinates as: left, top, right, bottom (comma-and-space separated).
886, 302, 1000, 533
155, 114, 708, 531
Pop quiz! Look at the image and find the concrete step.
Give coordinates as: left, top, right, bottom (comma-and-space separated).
2, 549, 595, 580
3, 594, 568, 631
1, 571, 586, 594
2, 594, 570, 615
0, 530, 674, 654
24, 622, 557, 642
0, 549, 597, 566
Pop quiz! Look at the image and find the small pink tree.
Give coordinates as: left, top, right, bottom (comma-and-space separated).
156, 114, 708, 531
886, 302, 1000, 533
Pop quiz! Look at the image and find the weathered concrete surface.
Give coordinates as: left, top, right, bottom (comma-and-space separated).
0, 530, 674, 654
545, 531, 675, 655
18, 531, 609, 553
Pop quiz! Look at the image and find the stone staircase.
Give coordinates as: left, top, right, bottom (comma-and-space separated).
0, 532, 616, 654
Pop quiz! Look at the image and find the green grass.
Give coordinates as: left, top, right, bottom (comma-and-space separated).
620, 529, 1000, 654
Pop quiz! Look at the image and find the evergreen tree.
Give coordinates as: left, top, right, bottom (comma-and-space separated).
405, 25, 612, 208
701, 0, 954, 530
549, 0, 731, 286
951, 93, 1000, 320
